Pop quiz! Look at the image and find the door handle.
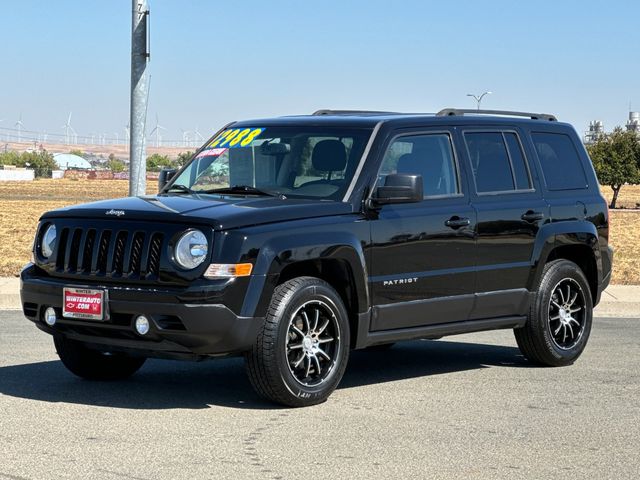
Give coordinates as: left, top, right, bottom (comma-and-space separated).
521, 210, 544, 222
445, 216, 471, 229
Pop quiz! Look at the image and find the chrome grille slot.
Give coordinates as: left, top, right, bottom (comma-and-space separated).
95, 230, 111, 274
55, 228, 69, 271
129, 232, 145, 276
147, 233, 163, 278
67, 228, 82, 272
80, 229, 96, 273
111, 231, 128, 275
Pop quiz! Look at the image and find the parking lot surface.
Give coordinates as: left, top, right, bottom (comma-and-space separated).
1, 310, 638, 480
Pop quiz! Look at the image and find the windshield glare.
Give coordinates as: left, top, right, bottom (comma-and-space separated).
169, 126, 372, 200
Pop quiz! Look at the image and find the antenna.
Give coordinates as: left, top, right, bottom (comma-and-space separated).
149, 114, 166, 147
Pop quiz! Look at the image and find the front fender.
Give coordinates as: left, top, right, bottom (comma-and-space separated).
239, 231, 369, 318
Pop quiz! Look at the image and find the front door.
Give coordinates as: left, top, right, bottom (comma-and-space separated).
369, 129, 477, 331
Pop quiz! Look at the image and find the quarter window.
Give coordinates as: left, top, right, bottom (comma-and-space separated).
531, 132, 588, 190
378, 133, 459, 197
465, 131, 532, 193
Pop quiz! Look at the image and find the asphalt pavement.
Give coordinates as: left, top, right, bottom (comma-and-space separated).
0, 310, 638, 480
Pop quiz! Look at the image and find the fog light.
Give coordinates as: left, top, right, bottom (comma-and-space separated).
135, 315, 150, 335
44, 307, 57, 326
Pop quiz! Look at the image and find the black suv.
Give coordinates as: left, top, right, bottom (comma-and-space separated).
20, 108, 613, 407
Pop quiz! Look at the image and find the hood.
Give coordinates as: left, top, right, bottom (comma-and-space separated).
40, 194, 355, 230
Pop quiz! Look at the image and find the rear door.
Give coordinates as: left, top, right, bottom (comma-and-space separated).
368, 127, 477, 331
460, 127, 549, 319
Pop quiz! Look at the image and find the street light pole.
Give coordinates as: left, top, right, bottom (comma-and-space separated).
466, 91, 492, 110
129, 0, 150, 197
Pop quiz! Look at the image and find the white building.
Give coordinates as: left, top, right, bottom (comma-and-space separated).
53, 153, 92, 170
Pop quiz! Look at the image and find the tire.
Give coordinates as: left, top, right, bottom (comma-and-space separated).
54, 335, 146, 380
245, 276, 350, 407
514, 259, 593, 367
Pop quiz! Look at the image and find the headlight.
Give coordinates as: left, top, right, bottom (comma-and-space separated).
41, 224, 57, 258
174, 230, 208, 269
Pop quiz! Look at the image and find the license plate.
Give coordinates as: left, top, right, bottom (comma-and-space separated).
63, 287, 105, 321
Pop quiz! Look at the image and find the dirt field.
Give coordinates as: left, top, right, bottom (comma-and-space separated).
0, 180, 638, 284
2, 140, 190, 160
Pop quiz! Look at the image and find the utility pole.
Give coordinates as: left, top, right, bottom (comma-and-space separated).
129, 0, 150, 196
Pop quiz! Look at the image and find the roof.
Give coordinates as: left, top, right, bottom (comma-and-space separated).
53, 153, 92, 170
232, 108, 569, 130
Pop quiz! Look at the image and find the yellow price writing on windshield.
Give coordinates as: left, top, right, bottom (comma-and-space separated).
209, 127, 264, 148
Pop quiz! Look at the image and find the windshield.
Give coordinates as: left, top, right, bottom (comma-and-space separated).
168, 126, 373, 200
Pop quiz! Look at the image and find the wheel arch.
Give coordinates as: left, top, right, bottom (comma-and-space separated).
239, 232, 370, 347
529, 220, 602, 304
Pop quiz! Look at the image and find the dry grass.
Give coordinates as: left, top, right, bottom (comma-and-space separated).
0, 179, 154, 277
601, 184, 640, 210
0, 179, 638, 283
608, 211, 640, 285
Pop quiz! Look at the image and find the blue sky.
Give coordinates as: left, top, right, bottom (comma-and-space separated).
0, 0, 638, 143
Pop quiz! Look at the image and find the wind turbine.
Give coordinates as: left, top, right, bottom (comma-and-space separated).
124, 122, 130, 153
149, 114, 166, 148
62, 112, 77, 145
180, 128, 191, 147
193, 126, 204, 145
114, 132, 119, 145
15, 114, 24, 142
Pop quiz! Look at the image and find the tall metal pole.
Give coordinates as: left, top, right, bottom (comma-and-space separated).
129, 0, 150, 196
466, 91, 492, 110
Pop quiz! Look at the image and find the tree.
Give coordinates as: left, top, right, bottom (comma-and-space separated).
0, 150, 56, 178
20, 150, 58, 178
107, 154, 125, 173
587, 127, 640, 208
176, 151, 194, 167
146, 153, 172, 171
0, 151, 22, 166
69, 149, 85, 158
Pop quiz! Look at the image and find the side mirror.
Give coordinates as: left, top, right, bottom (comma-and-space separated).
158, 167, 178, 192
371, 173, 423, 206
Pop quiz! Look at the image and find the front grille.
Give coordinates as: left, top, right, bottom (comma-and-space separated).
53, 225, 165, 280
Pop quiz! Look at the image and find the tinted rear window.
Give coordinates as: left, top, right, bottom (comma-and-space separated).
531, 133, 588, 190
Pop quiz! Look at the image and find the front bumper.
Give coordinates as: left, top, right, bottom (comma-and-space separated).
20, 266, 263, 360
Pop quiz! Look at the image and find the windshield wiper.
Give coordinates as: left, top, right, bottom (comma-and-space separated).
202, 185, 285, 198
165, 184, 194, 194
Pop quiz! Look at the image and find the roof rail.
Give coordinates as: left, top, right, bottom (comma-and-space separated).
437, 108, 557, 122
312, 109, 399, 116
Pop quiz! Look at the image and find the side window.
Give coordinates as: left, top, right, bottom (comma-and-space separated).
378, 133, 459, 198
531, 132, 588, 190
464, 131, 532, 193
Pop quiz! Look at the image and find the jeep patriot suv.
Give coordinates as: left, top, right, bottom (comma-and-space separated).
20, 108, 613, 406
